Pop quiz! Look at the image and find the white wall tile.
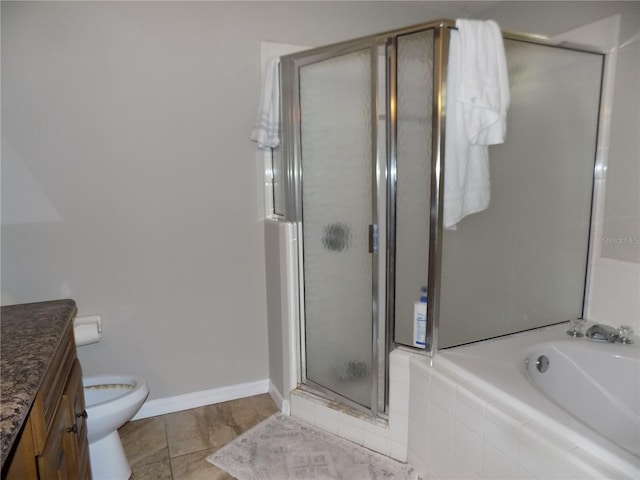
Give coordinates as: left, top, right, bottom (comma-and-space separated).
408, 447, 429, 480
390, 348, 414, 366
482, 442, 519, 480
516, 465, 537, 480
334, 409, 364, 428
409, 380, 429, 419
483, 403, 523, 460
290, 395, 316, 425
363, 429, 391, 456
411, 373, 431, 401
390, 349, 413, 384
408, 410, 429, 464
452, 459, 482, 480
588, 257, 640, 332
314, 406, 339, 435
517, 424, 575, 480
291, 391, 402, 454
337, 420, 364, 446
390, 411, 409, 444
363, 417, 389, 437
454, 419, 483, 475
455, 385, 486, 436
519, 421, 577, 453
517, 448, 574, 479
390, 379, 411, 415
429, 402, 455, 450
427, 437, 454, 480
564, 447, 629, 480
390, 440, 408, 462
410, 357, 432, 389
430, 370, 457, 415
390, 364, 411, 387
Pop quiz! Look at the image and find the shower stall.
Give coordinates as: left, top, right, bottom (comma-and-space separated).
273, 19, 604, 418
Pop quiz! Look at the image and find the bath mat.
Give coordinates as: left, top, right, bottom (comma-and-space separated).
206, 413, 415, 480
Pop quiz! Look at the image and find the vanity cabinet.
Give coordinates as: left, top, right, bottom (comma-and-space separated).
3, 321, 91, 480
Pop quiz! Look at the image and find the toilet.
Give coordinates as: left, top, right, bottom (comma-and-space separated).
83, 374, 149, 480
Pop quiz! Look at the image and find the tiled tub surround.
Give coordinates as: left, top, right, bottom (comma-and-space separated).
0, 299, 78, 467
407, 324, 640, 480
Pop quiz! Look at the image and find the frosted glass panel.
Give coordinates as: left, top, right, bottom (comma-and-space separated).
438, 40, 604, 348
394, 30, 434, 348
272, 146, 285, 216
299, 50, 373, 407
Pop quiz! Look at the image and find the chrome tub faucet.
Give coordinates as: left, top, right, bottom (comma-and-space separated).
585, 323, 634, 344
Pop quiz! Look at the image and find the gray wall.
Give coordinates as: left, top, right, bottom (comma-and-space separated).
1, 1, 487, 400
2, 1, 637, 401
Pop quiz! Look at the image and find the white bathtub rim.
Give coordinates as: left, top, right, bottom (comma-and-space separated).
426, 324, 639, 478
431, 354, 638, 477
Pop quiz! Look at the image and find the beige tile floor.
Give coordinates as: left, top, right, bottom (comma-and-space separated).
118, 393, 279, 480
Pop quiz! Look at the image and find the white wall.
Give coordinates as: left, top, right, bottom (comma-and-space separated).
1, 1, 488, 401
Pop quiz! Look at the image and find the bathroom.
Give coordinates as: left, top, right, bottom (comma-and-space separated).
1, 1, 638, 479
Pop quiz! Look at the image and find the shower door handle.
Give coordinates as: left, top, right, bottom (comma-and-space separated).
368, 224, 378, 254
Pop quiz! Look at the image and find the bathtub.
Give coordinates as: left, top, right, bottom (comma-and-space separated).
408, 322, 640, 479
525, 337, 639, 458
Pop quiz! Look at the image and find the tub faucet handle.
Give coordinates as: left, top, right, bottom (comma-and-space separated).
585, 323, 616, 342
617, 325, 634, 344
566, 318, 586, 337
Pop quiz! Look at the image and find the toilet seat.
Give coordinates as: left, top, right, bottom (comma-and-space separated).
84, 377, 138, 409
83, 374, 149, 480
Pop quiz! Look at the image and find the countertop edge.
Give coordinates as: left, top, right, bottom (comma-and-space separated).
0, 299, 78, 468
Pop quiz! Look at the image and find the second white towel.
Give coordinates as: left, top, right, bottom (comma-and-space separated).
443, 19, 510, 230
251, 57, 281, 150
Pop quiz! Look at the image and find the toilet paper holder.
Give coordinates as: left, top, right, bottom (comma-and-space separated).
74, 314, 103, 346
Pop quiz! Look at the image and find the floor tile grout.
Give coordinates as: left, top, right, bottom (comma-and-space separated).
119, 393, 278, 480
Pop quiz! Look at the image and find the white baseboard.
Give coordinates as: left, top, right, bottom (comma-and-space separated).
268, 381, 284, 411
132, 379, 270, 420
268, 381, 291, 415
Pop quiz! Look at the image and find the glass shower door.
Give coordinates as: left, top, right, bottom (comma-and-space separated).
297, 45, 379, 410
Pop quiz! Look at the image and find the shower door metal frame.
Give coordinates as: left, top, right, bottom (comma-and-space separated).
384, 20, 454, 359
364, 20, 607, 359
281, 37, 388, 416
279, 19, 609, 422
280, 18, 458, 417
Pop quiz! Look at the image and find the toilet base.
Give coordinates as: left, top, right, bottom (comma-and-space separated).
89, 430, 132, 480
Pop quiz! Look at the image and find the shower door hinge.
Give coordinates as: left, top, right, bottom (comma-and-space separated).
368, 224, 378, 253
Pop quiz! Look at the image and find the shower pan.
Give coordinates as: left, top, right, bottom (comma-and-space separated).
277, 19, 604, 418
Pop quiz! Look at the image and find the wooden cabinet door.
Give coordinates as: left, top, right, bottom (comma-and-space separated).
62, 359, 91, 480
37, 397, 72, 480
3, 416, 38, 480
39, 359, 90, 480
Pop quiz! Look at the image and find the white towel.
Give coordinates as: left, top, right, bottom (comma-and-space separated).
443, 19, 510, 229
251, 57, 281, 150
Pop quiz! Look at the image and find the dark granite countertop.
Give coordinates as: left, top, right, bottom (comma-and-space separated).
0, 299, 77, 467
